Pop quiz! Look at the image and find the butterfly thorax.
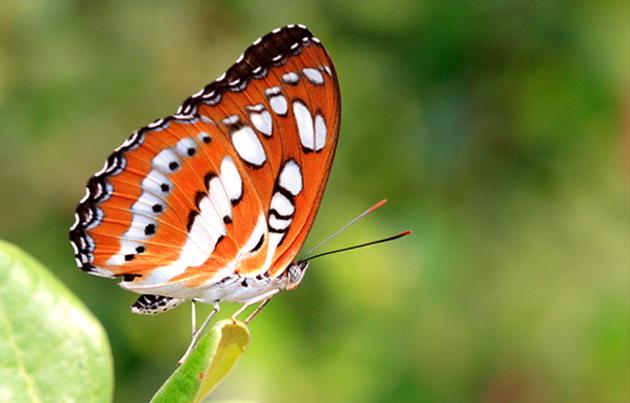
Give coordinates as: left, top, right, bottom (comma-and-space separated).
198, 260, 309, 303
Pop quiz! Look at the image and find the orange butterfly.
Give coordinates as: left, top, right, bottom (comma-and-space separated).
71, 24, 337, 326
70, 24, 407, 362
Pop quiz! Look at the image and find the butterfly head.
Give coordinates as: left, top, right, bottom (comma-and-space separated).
285, 261, 310, 290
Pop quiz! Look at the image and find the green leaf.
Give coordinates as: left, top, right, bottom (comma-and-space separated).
0, 240, 113, 403
151, 320, 250, 403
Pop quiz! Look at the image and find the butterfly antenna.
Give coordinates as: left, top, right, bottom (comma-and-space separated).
302, 199, 388, 258
300, 230, 412, 263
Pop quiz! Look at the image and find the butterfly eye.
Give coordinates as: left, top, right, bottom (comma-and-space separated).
286, 261, 309, 289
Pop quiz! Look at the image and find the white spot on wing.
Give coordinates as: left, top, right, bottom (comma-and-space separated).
302, 68, 324, 85
220, 156, 242, 202
175, 138, 198, 157
183, 219, 220, 266
269, 95, 287, 115
314, 114, 327, 151
270, 192, 295, 216
293, 101, 315, 150
142, 170, 172, 195
269, 215, 291, 231
265, 87, 281, 96
196, 196, 226, 238
246, 104, 265, 112
282, 72, 299, 84
248, 107, 273, 136
222, 115, 240, 126
265, 87, 287, 115
131, 191, 163, 214
123, 214, 155, 240
152, 148, 181, 173
232, 126, 267, 166
208, 176, 232, 221
107, 211, 158, 266
278, 160, 303, 196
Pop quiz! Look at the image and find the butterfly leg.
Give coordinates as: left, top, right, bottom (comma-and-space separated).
178, 301, 220, 366
231, 289, 281, 322
245, 298, 271, 323
191, 300, 197, 335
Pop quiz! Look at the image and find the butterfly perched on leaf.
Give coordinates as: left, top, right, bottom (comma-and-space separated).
69, 24, 340, 317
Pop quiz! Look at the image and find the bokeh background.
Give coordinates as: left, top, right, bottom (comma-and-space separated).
1, 1, 628, 402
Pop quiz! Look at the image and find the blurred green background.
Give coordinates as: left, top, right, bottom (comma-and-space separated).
0, 1, 628, 402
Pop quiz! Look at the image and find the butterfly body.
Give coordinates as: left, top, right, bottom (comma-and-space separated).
124, 261, 309, 305
69, 25, 340, 314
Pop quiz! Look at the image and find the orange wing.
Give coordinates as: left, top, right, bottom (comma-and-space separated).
69, 25, 340, 299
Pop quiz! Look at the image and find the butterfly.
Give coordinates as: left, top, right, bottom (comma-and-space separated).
69, 24, 340, 330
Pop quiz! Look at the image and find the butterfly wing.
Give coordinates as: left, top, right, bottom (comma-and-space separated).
69, 25, 340, 300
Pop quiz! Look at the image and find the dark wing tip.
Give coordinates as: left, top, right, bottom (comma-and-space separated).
177, 24, 320, 116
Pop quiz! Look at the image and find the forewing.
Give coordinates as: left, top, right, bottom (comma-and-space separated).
69, 25, 340, 297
